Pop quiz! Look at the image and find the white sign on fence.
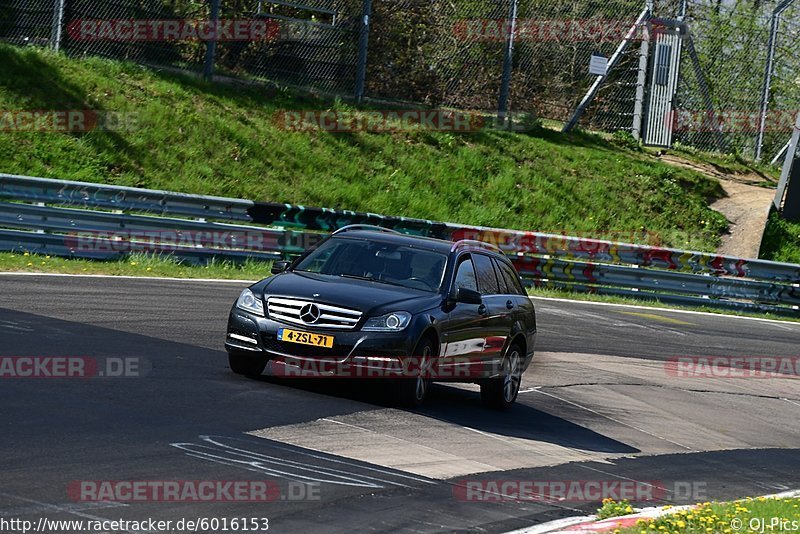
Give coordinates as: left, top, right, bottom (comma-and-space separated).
589, 55, 608, 76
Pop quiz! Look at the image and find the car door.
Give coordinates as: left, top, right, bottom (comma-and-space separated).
494, 257, 536, 349
471, 253, 514, 369
440, 254, 493, 377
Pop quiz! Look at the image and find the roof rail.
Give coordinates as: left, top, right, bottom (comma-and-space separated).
450, 239, 502, 253
332, 224, 401, 235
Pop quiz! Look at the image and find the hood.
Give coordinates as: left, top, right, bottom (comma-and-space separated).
257, 271, 442, 316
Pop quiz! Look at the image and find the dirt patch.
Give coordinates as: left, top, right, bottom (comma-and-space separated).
656, 154, 775, 259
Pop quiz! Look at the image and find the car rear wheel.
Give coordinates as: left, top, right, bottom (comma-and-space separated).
481, 344, 522, 410
396, 338, 434, 408
228, 352, 268, 377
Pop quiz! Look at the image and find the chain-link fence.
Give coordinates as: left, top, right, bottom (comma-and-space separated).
0, 0, 797, 159
670, 0, 799, 160
0, 0, 58, 47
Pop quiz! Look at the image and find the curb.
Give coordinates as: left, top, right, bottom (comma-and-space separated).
508, 490, 800, 534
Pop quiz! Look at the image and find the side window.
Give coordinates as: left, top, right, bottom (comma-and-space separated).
453, 256, 478, 292
497, 260, 526, 296
473, 254, 500, 295
491, 257, 510, 294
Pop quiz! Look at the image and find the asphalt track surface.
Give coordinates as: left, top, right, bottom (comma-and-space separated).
1, 273, 799, 533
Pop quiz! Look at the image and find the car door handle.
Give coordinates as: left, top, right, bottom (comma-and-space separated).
478, 304, 488, 316
506, 300, 514, 310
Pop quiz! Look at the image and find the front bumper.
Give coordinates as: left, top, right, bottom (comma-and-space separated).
224, 308, 416, 365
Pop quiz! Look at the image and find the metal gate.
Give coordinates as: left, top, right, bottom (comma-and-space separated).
644, 21, 683, 147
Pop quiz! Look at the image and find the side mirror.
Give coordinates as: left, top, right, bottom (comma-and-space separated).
455, 287, 482, 305
271, 260, 291, 275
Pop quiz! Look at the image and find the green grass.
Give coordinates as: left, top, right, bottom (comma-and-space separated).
0, 251, 272, 280
0, 44, 729, 252
760, 211, 800, 263
616, 496, 800, 533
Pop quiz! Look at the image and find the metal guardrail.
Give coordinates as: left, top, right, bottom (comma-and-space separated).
0, 173, 798, 317
0, 174, 254, 221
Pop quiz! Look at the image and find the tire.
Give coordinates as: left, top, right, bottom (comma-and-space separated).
481, 344, 523, 410
228, 352, 268, 377
396, 337, 435, 408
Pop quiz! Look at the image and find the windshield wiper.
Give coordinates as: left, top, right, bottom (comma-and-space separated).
339, 274, 404, 287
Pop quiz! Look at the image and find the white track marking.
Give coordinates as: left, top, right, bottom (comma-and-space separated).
532, 389, 694, 450
171, 435, 434, 489
0, 272, 256, 284
0, 494, 145, 534
530, 296, 800, 327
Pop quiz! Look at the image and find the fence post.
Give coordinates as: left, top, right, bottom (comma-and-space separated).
497, 0, 518, 127
354, 0, 373, 103
632, 0, 653, 140
204, 0, 221, 81
755, 0, 795, 161
50, 0, 65, 52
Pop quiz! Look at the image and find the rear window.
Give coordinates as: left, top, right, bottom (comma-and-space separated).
495, 258, 526, 296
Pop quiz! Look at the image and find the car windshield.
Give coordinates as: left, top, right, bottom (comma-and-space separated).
293, 237, 447, 293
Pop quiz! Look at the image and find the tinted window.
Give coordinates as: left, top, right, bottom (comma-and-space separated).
491, 257, 509, 294
496, 259, 526, 296
453, 257, 478, 292
473, 254, 500, 295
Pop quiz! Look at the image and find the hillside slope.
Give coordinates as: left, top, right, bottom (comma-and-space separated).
0, 44, 728, 251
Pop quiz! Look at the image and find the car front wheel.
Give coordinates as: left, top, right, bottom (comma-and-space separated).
228, 352, 268, 377
396, 338, 434, 408
481, 344, 522, 410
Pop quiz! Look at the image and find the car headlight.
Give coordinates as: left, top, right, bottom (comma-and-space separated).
362, 312, 412, 332
236, 288, 264, 316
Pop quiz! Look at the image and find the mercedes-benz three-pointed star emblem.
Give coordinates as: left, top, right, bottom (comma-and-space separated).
300, 303, 321, 324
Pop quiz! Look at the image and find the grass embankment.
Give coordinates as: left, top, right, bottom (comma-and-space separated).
612, 495, 800, 533
0, 43, 727, 252
760, 211, 800, 263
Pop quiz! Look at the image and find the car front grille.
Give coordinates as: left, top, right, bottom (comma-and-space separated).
266, 297, 362, 330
